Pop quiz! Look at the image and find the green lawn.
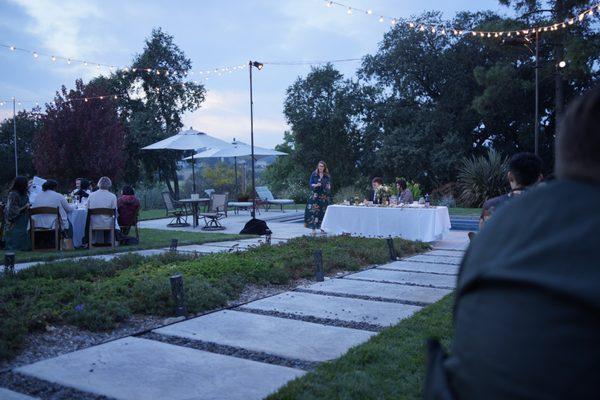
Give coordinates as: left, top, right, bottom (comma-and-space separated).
269, 294, 454, 400
0, 228, 245, 264
139, 209, 168, 221
0, 236, 430, 361
449, 207, 480, 217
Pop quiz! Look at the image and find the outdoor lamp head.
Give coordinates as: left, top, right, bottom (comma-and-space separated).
251, 61, 264, 70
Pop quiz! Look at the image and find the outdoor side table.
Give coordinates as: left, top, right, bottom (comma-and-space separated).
178, 198, 210, 228
227, 201, 256, 215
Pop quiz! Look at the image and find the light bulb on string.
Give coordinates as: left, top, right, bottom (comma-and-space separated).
391, 18, 397, 26
366, 9, 372, 15
33, 52, 38, 58
51, 56, 56, 62
347, 7, 352, 15
326, 1, 332, 7
9, 45, 15, 51
558, 60, 567, 68
67, 59, 71, 64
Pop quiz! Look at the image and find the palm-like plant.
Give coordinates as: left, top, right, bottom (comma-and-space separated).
457, 149, 509, 207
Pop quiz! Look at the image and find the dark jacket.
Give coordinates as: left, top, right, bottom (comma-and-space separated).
445, 180, 600, 400
117, 195, 140, 227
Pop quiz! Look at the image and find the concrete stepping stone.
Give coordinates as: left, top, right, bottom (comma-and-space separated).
346, 269, 456, 289
381, 260, 459, 275
154, 310, 375, 362
425, 249, 465, 257
15, 337, 304, 400
239, 292, 421, 327
304, 278, 451, 304
403, 254, 462, 265
0, 388, 39, 400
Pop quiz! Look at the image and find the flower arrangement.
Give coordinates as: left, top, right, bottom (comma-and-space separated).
375, 185, 391, 205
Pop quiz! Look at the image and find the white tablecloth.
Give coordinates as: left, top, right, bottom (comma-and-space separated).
321, 205, 451, 242
68, 209, 88, 248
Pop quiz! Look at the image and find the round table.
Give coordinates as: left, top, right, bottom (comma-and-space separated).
321, 205, 451, 242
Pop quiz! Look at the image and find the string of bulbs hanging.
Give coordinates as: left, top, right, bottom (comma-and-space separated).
323, 1, 600, 38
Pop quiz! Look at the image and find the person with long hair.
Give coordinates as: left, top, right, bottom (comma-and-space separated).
304, 160, 331, 235
3, 176, 31, 250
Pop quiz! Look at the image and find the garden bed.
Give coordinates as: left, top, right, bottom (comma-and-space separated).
0, 236, 430, 366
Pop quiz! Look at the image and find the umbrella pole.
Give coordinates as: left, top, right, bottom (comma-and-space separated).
192, 154, 197, 194
234, 157, 238, 198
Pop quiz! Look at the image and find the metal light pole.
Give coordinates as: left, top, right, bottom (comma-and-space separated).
248, 60, 263, 218
13, 98, 18, 176
534, 30, 540, 156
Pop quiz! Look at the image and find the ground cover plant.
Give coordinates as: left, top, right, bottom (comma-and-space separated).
269, 294, 454, 400
0, 236, 429, 361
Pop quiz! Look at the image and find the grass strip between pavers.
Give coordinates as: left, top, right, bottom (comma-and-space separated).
268, 294, 454, 400
0, 236, 430, 363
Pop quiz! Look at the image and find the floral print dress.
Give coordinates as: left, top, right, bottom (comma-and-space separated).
304, 172, 331, 229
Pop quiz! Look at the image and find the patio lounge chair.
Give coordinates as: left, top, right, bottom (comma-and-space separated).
198, 193, 228, 231
255, 186, 296, 212
161, 192, 189, 227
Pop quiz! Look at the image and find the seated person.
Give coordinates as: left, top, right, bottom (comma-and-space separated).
31, 179, 74, 244
3, 176, 31, 251
479, 152, 542, 230
73, 178, 91, 206
87, 176, 118, 244
69, 178, 83, 197
367, 177, 384, 204
429, 87, 600, 400
117, 185, 140, 235
396, 179, 413, 204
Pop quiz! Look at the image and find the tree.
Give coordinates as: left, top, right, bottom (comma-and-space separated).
33, 79, 125, 188
282, 64, 365, 189
114, 28, 206, 198
0, 109, 41, 187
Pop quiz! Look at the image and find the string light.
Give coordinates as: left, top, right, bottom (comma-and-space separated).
320, 1, 600, 39
1, 43, 246, 78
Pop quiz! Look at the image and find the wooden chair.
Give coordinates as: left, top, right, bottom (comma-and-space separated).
198, 193, 228, 231
29, 207, 61, 251
161, 191, 189, 227
119, 211, 140, 241
88, 208, 116, 249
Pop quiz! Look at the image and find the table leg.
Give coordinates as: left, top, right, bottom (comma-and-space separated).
193, 203, 198, 228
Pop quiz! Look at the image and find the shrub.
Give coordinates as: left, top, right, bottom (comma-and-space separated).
457, 149, 509, 207
0, 302, 27, 361
279, 181, 311, 203
333, 186, 364, 204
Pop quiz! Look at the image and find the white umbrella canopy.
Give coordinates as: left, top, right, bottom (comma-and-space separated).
142, 128, 230, 194
182, 139, 287, 160
142, 127, 230, 151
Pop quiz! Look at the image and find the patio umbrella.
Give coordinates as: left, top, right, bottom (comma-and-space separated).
182, 139, 288, 194
142, 127, 230, 193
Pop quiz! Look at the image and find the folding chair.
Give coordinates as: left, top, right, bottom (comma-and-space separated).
88, 208, 116, 249
29, 207, 61, 251
198, 193, 228, 231
162, 191, 189, 227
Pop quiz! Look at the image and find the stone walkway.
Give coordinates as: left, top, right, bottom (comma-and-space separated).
2, 233, 467, 400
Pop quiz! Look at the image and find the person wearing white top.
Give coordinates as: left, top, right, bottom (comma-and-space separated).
31, 179, 75, 231
87, 177, 117, 230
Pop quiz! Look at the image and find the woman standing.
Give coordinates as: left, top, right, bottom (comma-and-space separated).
304, 161, 331, 235
3, 176, 31, 251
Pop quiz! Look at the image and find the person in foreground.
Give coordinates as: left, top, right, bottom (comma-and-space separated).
3, 176, 30, 251
117, 185, 140, 236
426, 87, 600, 399
479, 152, 542, 230
304, 160, 331, 235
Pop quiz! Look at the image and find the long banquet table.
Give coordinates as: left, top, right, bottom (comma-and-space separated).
321, 205, 451, 242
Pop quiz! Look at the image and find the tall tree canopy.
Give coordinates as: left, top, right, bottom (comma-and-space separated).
113, 28, 206, 197
34, 79, 125, 187
282, 64, 365, 189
